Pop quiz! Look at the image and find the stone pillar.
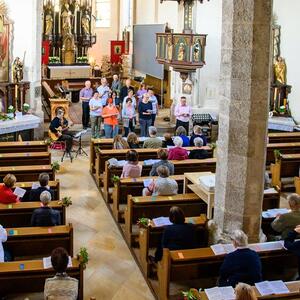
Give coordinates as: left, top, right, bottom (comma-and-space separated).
214, 0, 272, 242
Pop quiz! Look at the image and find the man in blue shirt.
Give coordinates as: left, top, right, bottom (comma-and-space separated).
79, 80, 93, 129
97, 77, 111, 107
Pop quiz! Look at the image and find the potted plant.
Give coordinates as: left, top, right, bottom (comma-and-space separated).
137, 217, 149, 228
182, 288, 200, 300
274, 149, 282, 163
77, 247, 89, 269
51, 161, 61, 172
7, 105, 15, 118
76, 56, 89, 64
111, 175, 120, 187
44, 138, 52, 146
49, 56, 61, 65
22, 103, 30, 114
60, 196, 72, 207
210, 142, 217, 158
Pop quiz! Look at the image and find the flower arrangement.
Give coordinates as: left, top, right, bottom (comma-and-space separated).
7, 105, 15, 114
182, 288, 200, 300
76, 56, 89, 64
111, 175, 120, 185
49, 56, 61, 64
274, 149, 282, 162
0, 114, 13, 121
137, 217, 149, 228
60, 196, 72, 207
77, 247, 89, 269
51, 161, 60, 172
23, 103, 30, 113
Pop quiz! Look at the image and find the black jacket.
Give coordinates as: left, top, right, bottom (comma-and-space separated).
31, 206, 61, 227
284, 230, 300, 275
27, 187, 54, 202
188, 149, 209, 159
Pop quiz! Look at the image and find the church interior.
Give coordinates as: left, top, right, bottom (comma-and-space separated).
1, 0, 300, 299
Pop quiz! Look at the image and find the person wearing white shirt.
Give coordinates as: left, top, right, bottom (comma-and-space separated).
0, 224, 7, 262
148, 88, 159, 126
174, 96, 192, 135
122, 88, 137, 108
97, 77, 110, 106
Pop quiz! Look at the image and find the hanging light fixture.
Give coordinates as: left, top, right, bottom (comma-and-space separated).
156, 0, 209, 80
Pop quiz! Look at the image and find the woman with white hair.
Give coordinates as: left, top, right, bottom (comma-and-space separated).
31, 191, 61, 227
167, 136, 188, 160
219, 229, 262, 287
188, 137, 209, 159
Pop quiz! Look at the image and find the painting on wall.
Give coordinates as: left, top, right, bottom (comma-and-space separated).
173, 35, 190, 62
0, 21, 9, 82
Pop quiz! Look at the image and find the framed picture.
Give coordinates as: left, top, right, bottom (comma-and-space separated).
0, 22, 9, 82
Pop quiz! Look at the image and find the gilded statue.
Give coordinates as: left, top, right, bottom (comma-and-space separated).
62, 34, 75, 65
177, 43, 185, 61
45, 13, 53, 36
61, 3, 72, 36
274, 56, 287, 85
81, 9, 90, 35
193, 42, 201, 62
167, 36, 173, 61
12, 57, 23, 83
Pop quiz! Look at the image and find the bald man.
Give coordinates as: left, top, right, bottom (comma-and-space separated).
80, 80, 93, 129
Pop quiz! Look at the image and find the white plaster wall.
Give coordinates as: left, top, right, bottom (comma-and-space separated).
135, 0, 156, 25
273, 0, 300, 123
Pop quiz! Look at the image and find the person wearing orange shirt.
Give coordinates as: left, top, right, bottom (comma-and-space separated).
0, 174, 20, 204
102, 98, 120, 138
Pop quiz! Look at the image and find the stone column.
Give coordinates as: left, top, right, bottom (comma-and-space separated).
214, 0, 272, 242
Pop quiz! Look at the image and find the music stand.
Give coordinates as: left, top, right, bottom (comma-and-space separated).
74, 130, 88, 158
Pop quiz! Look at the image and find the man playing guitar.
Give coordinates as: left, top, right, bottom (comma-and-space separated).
49, 108, 73, 154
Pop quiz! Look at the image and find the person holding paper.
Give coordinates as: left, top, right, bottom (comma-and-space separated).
28, 173, 54, 202
153, 206, 197, 262
121, 150, 142, 178
31, 191, 61, 227
0, 174, 20, 204
150, 148, 174, 177
271, 193, 300, 239
102, 97, 120, 138
219, 230, 262, 287
44, 247, 78, 300
235, 283, 257, 300
143, 165, 178, 196
284, 225, 300, 277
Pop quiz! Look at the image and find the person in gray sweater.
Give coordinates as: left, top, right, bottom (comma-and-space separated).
150, 148, 174, 176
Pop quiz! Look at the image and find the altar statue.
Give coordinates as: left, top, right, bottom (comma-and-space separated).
62, 34, 75, 65
61, 4, 72, 36
81, 9, 90, 35
12, 57, 23, 83
45, 13, 53, 36
274, 56, 287, 85
167, 36, 173, 61
177, 43, 185, 61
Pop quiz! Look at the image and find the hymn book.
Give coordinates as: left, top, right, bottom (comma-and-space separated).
255, 280, 289, 296
43, 256, 72, 269
152, 217, 172, 227
204, 286, 235, 300
13, 187, 26, 198
210, 244, 235, 255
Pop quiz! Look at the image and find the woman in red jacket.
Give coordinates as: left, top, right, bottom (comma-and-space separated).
168, 136, 188, 160
0, 174, 19, 204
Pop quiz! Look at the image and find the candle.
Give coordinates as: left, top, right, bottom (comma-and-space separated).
15, 85, 18, 110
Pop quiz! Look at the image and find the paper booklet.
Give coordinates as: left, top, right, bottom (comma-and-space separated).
31, 182, 41, 189
262, 208, 289, 219
152, 217, 172, 227
43, 256, 72, 269
143, 159, 160, 166
143, 179, 153, 188
13, 187, 26, 198
205, 286, 235, 300
210, 244, 235, 255
255, 280, 289, 296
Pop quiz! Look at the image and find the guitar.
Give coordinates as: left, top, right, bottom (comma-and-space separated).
48, 126, 63, 141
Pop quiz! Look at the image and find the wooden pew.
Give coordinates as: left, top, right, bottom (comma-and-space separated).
102, 159, 217, 199
262, 188, 280, 211
266, 142, 300, 165
139, 215, 207, 277
112, 175, 185, 221
0, 165, 54, 182
268, 132, 300, 144
199, 281, 300, 300
0, 152, 51, 167
0, 258, 83, 299
271, 154, 300, 191
6, 224, 73, 258
0, 141, 48, 153
124, 193, 207, 246
0, 201, 66, 228
94, 146, 213, 179
14, 180, 61, 201
157, 242, 296, 300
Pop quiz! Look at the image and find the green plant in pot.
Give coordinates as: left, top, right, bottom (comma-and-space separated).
60, 196, 72, 207
7, 105, 15, 115
137, 217, 149, 228
111, 175, 120, 186
274, 149, 282, 162
77, 247, 89, 269
182, 288, 200, 300
23, 103, 30, 113
51, 161, 60, 172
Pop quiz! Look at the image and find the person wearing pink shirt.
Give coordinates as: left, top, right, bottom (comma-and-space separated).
174, 96, 192, 135
121, 150, 142, 178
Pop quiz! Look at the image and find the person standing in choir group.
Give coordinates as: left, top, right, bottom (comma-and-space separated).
119, 78, 134, 104
122, 88, 137, 109
138, 93, 152, 137
174, 96, 192, 135
79, 80, 93, 129
102, 98, 120, 138
97, 77, 110, 107
111, 91, 121, 109
136, 83, 147, 104
111, 74, 122, 95
148, 88, 159, 126
89, 91, 103, 138
122, 98, 136, 137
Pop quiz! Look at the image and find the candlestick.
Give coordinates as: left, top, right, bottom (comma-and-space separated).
14, 85, 18, 110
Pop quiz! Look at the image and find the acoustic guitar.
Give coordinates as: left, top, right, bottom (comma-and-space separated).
48, 126, 63, 141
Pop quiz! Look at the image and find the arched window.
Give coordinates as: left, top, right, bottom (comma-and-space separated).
95, 0, 111, 28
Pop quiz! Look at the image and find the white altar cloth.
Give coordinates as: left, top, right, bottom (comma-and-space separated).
268, 116, 296, 132
0, 115, 41, 135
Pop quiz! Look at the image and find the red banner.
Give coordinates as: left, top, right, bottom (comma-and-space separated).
42, 40, 50, 65
110, 40, 125, 64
